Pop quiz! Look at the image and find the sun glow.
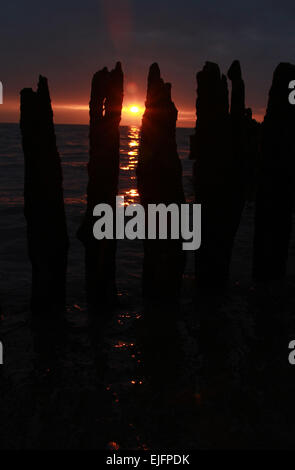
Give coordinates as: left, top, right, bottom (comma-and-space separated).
130, 105, 139, 113
123, 104, 144, 115
121, 103, 144, 125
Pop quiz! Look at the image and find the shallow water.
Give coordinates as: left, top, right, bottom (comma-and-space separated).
0, 123, 195, 311
1, 123, 295, 450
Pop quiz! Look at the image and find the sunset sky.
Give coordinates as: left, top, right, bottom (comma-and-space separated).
0, 0, 294, 126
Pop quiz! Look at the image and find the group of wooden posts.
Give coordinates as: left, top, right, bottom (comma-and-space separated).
20, 61, 295, 333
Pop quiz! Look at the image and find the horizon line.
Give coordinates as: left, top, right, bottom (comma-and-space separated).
0, 120, 196, 129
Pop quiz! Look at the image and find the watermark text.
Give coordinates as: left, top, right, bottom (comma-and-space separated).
93, 196, 201, 251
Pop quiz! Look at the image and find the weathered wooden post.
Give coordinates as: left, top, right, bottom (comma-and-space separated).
20, 76, 68, 334
137, 63, 185, 305
77, 62, 123, 321
253, 63, 295, 281
190, 61, 247, 289
136, 64, 186, 386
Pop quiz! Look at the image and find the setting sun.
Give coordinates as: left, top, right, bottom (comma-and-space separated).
121, 103, 145, 125
130, 105, 139, 113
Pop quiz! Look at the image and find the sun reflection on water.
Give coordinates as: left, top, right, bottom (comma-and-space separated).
119, 126, 140, 205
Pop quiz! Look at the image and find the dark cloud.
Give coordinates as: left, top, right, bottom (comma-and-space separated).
0, 0, 294, 123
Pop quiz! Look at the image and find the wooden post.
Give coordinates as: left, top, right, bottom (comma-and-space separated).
20, 76, 68, 333
253, 63, 295, 281
77, 63, 123, 320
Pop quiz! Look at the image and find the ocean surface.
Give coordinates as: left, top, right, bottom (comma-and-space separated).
1, 123, 295, 449
1, 122, 295, 314
0, 123, 198, 449
0, 124, 195, 312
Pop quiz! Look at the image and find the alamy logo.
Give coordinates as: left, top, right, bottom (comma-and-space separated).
288, 80, 295, 105
288, 340, 295, 365
0, 81, 3, 104
0, 341, 3, 365
93, 196, 201, 251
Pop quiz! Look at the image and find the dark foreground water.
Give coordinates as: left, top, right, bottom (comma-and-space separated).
1, 123, 295, 449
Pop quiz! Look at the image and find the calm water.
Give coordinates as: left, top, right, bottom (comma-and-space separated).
2, 122, 295, 315
1, 123, 295, 450
0, 123, 194, 312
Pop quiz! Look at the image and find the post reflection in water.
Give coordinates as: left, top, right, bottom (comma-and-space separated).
119, 126, 140, 205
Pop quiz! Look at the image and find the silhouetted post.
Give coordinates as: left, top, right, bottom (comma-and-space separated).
20, 76, 68, 333
190, 61, 247, 289
228, 60, 245, 121
136, 63, 185, 387
77, 62, 123, 319
137, 63, 185, 305
253, 63, 295, 281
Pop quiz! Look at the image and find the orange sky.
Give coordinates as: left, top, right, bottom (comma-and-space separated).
0, 99, 264, 127
0, 99, 197, 127
52, 103, 199, 127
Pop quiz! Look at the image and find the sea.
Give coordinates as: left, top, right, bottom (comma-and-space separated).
0, 124, 196, 313
1, 123, 295, 449
2, 122, 295, 313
